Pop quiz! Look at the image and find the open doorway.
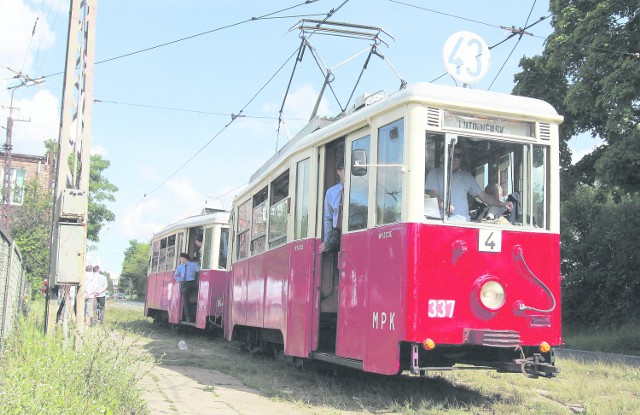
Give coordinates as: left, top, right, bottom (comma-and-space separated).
317, 138, 344, 352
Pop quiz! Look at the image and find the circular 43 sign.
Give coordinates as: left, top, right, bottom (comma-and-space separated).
442, 31, 491, 84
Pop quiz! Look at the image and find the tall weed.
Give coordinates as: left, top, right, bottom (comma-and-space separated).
0, 302, 151, 415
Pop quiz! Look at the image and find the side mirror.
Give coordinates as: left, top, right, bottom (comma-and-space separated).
351, 149, 368, 177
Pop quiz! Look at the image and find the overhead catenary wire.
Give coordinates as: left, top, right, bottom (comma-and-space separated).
488, 0, 538, 90
117, 1, 352, 227
92, 99, 307, 121
428, 15, 550, 84
36, 1, 323, 80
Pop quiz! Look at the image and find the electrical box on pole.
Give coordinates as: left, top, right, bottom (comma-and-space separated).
53, 189, 88, 285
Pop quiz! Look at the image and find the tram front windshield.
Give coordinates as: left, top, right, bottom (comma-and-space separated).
424, 133, 549, 229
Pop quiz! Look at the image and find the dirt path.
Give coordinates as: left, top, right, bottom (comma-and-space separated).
140, 364, 314, 415
113, 301, 316, 414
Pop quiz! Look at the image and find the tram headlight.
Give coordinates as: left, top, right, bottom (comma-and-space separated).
479, 281, 506, 310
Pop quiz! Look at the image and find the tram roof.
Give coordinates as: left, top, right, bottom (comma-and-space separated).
152, 210, 230, 241
246, 82, 563, 191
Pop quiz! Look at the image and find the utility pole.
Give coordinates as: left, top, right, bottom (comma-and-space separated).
45, 0, 98, 342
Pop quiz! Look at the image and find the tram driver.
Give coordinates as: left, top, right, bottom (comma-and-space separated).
425, 146, 512, 221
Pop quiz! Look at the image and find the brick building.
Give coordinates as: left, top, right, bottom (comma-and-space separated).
1, 151, 54, 206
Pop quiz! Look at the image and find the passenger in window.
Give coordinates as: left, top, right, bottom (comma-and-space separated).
485, 183, 504, 200
481, 183, 510, 220
174, 253, 200, 322
320, 162, 345, 252
425, 148, 512, 221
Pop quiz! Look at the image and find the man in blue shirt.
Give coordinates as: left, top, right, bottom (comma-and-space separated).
174, 253, 200, 322
320, 163, 345, 252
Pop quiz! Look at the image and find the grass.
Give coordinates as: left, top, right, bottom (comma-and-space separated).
110, 306, 640, 415
7, 301, 639, 414
563, 322, 640, 356
0, 300, 152, 415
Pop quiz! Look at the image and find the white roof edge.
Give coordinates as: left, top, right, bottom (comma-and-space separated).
237, 82, 563, 198
152, 211, 230, 241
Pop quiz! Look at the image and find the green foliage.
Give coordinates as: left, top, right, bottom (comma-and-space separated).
560, 185, 640, 326
120, 240, 150, 297
514, 1, 640, 328
543, 1, 639, 190
564, 322, 640, 355
0, 301, 150, 414
87, 154, 118, 243
10, 178, 52, 296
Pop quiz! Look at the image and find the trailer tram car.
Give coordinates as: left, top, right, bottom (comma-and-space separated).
145, 211, 230, 330
225, 82, 563, 377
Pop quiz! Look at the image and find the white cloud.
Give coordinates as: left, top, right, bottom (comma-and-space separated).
1, 0, 60, 156
117, 197, 163, 240
114, 175, 206, 241
137, 165, 159, 181
7, 89, 60, 154
91, 144, 107, 156
0, 0, 57, 74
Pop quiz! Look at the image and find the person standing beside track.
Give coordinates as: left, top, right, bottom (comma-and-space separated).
84, 264, 97, 326
94, 265, 109, 325
174, 253, 200, 322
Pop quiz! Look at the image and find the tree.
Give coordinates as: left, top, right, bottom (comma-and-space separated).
513, 1, 640, 326
120, 240, 149, 297
87, 154, 118, 243
45, 139, 118, 243
10, 178, 52, 296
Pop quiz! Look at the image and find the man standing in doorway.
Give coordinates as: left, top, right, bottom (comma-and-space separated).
174, 253, 200, 322
320, 162, 345, 252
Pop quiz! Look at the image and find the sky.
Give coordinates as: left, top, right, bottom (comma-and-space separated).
1, 0, 602, 279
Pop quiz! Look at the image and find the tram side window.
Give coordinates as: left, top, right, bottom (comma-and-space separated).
202, 227, 213, 269
151, 240, 160, 273
531, 145, 548, 228
166, 235, 176, 270
294, 158, 310, 240
158, 237, 167, 271
251, 187, 268, 255
376, 119, 404, 225
349, 135, 370, 231
219, 228, 229, 269
269, 170, 289, 249
236, 200, 251, 260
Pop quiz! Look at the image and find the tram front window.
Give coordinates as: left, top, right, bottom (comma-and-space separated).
424, 133, 549, 229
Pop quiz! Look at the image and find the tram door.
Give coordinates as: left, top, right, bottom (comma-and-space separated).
316, 139, 344, 353
183, 226, 203, 320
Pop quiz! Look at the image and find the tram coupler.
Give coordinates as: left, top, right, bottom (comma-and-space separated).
504, 353, 560, 378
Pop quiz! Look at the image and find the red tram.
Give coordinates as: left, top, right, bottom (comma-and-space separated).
224, 83, 563, 377
144, 210, 229, 329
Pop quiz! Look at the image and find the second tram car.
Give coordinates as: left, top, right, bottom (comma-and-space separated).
145, 210, 230, 329
225, 82, 563, 377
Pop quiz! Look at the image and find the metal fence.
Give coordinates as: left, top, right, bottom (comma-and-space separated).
0, 224, 28, 346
